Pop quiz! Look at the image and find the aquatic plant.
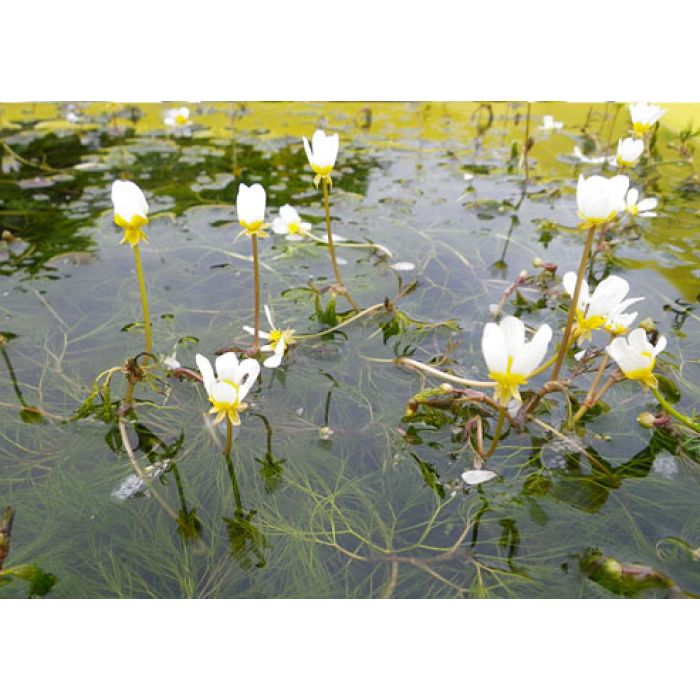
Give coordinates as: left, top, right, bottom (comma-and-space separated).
111, 180, 153, 356
2, 100, 700, 600
236, 182, 269, 353
303, 129, 359, 311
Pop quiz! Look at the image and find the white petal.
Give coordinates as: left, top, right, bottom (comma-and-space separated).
272, 217, 287, 234
389, 261, 416, 271
215, 352, 240, 383
628, 328, 652, 354
638, 197, 657, 212
562, 271, 589, 309
588, 276, 630, 317
195, 354, 215, 395
234, 358, 260, 400
242, 326, 271, 340
482, 322, 507, 374
111, 180, 149, 222
626, 188, 640, 207
264, 304, 275, 328
462, 470, 498, 485
500, 316, 526, 355
653, 335, 667, 357
279, 204, 300, 224
211, 381, 237, 406
237, 183, 266, 224
610, 175, 630, 210
302, 136, 314, 166
263, 344, 285, 369
512, 324, 552, 377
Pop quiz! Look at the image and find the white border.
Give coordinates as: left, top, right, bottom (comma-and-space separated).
3, 0, 697, 101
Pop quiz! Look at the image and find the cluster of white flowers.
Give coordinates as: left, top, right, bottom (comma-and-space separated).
108, 104, 676, 488
573, 103, 665, 171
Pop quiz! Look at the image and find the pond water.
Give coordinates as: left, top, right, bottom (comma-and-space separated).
1, 101, 699, 598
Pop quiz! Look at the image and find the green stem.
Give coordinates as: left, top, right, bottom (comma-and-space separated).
569, 352, 609, 427
1, 347, 27, 406
651, 385, 700, 432
322, 178, 359, 311
484, 408, 506, 458
549, 225, 596, 382
225, 415, 233, 456
251, 233, 261, 353
224, 455, 243, 514
132, 244, 152, 356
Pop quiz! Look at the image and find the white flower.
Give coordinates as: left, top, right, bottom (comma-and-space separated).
616, 138, 644, 167
629, 102, 665, 136
243, 305, 295, 369
539, 115, 563, 131
163, 107, 191, 129
482, 315, 552, 406
562, 272, 643, 340
272, 204, 312, 240
576, 174, 629, 227
195, 352, 260, 425
625, 189, 658, 218
462, 469, 498, 485
111, 180, 149, 246
606, 328, 667, 389
303, 129, 339, 187
571, 146, 616, 166
236, 183, 268, 236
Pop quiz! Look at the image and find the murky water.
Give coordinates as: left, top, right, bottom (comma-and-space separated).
1, 102, 699, 598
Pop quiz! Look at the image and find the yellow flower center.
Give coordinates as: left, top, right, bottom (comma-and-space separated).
573, 308, 606, 341
604, 320, 629, 336
627, 204, 639, 216
114, 214, 149, 247
311, 166, 333, 189
288, 221, 300, 235
622, 352, 657, 389
268, 328, 295, 351
616, 156, 635, 168
489, 357, 527, 406
208, 379, 243, 425
240, 220, 269, 238
632, 122, 650, 136
577, 210, 618, 228
175, 114, 188, 125
312, 164, 333, 176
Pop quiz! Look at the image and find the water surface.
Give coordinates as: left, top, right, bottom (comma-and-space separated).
1, 102, 699, 598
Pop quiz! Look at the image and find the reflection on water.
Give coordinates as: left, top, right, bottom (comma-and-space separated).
1, 102, 699, 598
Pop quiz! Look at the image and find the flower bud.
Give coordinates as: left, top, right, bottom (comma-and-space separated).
602, 557, 623, 580
637, 412, 656, 429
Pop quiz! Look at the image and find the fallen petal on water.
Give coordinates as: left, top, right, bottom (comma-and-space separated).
389, 261, 415, 271
462, 469, 498, 485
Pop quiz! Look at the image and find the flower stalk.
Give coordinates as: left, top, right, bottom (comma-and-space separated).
569, 352, 609, 427
251, 233, 261, 353
132, 244, 152, 356
484, 407, 506, 458
323, 178, 359, 311
549, 225, 596, 382
651, 386, 700, 432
